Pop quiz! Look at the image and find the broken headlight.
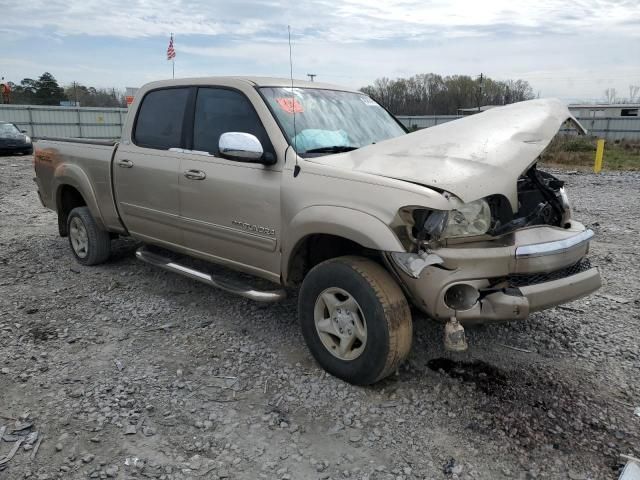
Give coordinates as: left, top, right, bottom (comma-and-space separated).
411, 209, 448, 242
442, 198, 491, 238
411, 198, 491, 242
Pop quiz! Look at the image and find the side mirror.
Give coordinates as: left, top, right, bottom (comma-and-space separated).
21, 130, 27, 134
219, 132, 266, 163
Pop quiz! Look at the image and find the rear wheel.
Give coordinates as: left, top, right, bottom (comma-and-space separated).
298, 256, 412, 385
67, 206, 111, 265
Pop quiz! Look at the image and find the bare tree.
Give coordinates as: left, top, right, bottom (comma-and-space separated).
360, 73, 534, 115
604, 88, 617, 104
629, 85, 640, 103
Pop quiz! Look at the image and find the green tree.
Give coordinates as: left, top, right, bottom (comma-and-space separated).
1, 74, 126, 106
4, 81, 28, 104
34, 72, 67, 105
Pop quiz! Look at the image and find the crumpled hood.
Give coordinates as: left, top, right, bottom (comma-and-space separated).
310, 98, 585, 210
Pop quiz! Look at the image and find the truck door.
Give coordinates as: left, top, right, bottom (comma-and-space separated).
179, 87, 282, 281
114, 87, 192, 247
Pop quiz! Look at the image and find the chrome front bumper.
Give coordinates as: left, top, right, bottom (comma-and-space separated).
515, 229, 594, 258
389, 224, 602, 324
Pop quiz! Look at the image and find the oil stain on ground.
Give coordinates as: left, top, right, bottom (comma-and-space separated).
427, 357, 638, 470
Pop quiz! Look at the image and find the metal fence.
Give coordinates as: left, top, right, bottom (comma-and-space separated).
396, 114, 640, 141
1, 105, 638, 141
568, 117, 640, 141
396, 115, 461, 130
0, 104, 127, 139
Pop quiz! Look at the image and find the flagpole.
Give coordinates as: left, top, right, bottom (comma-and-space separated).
167, 33, 176, 79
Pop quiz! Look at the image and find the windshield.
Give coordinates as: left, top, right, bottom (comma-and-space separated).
260, 87, 406, 156
0, 123, 21, 136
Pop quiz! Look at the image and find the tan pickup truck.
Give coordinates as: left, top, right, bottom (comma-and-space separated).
34, 76, 601, 384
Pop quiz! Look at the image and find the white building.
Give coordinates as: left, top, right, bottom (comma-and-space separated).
568, 103, 639, 118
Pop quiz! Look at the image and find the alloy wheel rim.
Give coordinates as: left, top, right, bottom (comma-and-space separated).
314, 287, 367, 361
69, 217, 89, 258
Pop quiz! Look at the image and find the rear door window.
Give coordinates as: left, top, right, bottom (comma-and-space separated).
134, 88, 190, 149
193, 88, 271, 156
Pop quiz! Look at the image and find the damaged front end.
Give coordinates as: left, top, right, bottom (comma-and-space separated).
388, 161, 600, 325
380, 99, 601, 324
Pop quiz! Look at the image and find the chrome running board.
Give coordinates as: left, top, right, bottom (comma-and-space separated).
135, 246, 286, 303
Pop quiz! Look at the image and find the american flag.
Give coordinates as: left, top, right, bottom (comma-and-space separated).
167, 34, 176, 61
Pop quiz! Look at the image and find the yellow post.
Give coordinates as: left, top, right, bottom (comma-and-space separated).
594, 139, 605, 173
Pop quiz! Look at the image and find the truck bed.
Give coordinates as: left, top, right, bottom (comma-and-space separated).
34, 137, 123, 233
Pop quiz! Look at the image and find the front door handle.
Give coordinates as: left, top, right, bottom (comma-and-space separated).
184, 169, 206, 180
118, 159, 134, 168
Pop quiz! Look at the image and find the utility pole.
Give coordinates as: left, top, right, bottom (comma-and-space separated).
476, 73, 483, 112
307, 74, 316, 82
73, 81, 78, 106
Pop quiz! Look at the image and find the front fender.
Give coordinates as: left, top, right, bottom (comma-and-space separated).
53, 163, 106, 230
282, 205, 405, 279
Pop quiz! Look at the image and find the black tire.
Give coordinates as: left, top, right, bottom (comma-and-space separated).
23, 147, 33, 155
67, 206, 111, 266
298, 256, 412, 385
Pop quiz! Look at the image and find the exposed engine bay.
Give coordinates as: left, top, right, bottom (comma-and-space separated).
490, 164, 571, 236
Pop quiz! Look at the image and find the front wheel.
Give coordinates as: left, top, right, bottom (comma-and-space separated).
298, 256, 412, 385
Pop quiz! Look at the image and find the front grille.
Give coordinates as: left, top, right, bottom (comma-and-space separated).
508, 258, 592, 288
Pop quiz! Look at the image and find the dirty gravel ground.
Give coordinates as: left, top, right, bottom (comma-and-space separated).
0, 154, 638, 480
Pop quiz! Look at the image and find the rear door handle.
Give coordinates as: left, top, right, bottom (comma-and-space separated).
118, 159, 134, 168
184, 169, 206, 180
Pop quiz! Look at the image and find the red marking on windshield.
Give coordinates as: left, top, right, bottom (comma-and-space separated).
275, 98, 304, 114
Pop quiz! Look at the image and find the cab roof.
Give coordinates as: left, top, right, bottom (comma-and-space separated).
140, 76, 360, 93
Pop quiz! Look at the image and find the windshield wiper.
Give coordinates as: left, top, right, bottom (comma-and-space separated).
303, 145, 359, 154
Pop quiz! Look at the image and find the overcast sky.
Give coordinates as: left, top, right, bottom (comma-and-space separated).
1, 0, 639, 102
